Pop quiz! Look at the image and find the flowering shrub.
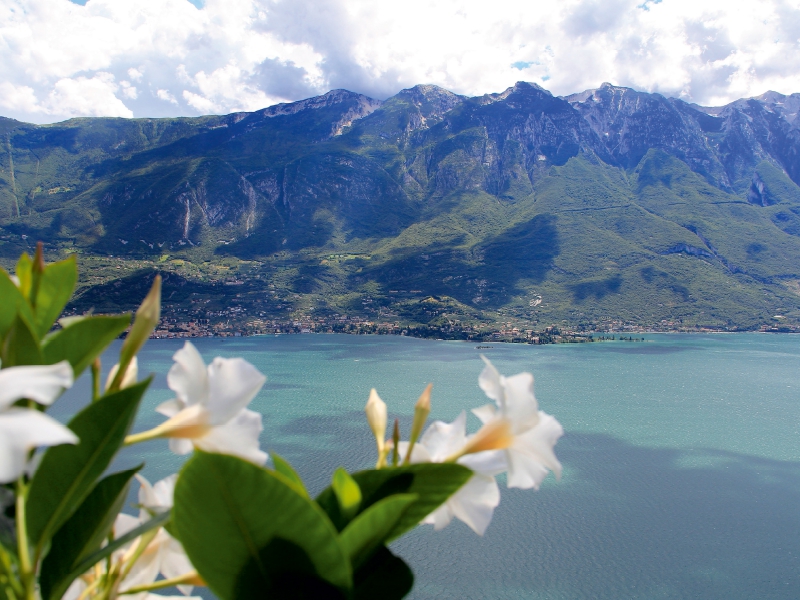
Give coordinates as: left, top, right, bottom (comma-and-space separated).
0, 245, 563, 600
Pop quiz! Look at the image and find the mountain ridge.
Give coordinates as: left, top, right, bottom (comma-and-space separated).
3, 81, 800, 334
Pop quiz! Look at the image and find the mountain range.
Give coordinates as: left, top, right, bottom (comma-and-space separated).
3, 81, 800, 332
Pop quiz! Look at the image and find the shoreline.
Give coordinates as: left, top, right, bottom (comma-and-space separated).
147, 323, 800, 343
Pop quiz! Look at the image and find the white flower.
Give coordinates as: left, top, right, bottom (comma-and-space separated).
475, 357, 563, 489
0, 361, 77, 483
400, 412, 505, 535
117, 475, 198, 597
134, 342, 267, 465
64, 478, 201, 600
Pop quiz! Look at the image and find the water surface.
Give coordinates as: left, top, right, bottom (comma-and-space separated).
54, 333, 800, 599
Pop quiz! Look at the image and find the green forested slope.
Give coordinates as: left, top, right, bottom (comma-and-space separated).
3, 84, 800, 332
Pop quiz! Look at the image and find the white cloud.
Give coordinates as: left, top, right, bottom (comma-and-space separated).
44, 73, 134, 117
2, 0, 800, 123
156, 88, 178, 104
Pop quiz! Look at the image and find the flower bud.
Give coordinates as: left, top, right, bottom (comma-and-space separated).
109, 275, 160, 392
365, 388, 387, 467
403, 383, 432, 465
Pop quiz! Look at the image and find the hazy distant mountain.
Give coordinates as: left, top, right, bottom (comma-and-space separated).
3, 82, 800, 330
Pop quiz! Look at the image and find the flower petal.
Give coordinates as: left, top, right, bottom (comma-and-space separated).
0, 409, 78, 483
0, 361, 73, 410
120, 531, 164, 592
114, 513, 143, 539
205, 357, 266, 425
458, 450, 507, 476
156, 399, 184, 418
506, 411, 564, 489
169, 438, 194, 455
477, 356, 503, 405
419, 411, 467, 462
194, 408, 267, 465
167, 342, 209, 408
448, 473, 500, 536
396, 441, 432, 464
500, 372, 540, 432
152, 474, 178, 507
137, 474, 176, 517
471, 403, 497, 424
159, 536, 195, 591
105, 357, 138, 392
63, 579, 86, 600
423, 502, 455, 531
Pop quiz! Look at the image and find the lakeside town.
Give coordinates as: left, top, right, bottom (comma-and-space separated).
148, 312, 800, 342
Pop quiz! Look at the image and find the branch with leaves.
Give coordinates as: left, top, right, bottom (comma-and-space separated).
0, 245, 563, 600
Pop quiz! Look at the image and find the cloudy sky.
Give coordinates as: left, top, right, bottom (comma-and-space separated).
2, 0, 800, 123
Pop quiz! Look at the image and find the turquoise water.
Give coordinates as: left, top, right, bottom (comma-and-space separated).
52, 333, 800, 599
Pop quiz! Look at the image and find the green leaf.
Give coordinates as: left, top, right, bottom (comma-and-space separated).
271, 454, 309, 498
332, 468, 361, 522
353, 546, 413, 600
15, 253, 32, 300
339, 494, 417, 570
64, 511, 170, 591
1, 314, 42, 367
0, 269, 34, 341
316, 463, 472, 540
42, 314, 131, 377
173, 452, 352, 599
26, 378, 150, 554
39, 466, 141, 600
31, 256, 77, 339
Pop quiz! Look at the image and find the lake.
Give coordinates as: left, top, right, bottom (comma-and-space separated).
52, 333, 800, 599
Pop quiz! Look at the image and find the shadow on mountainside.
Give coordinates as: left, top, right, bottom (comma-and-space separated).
68, 270, 224, 314
352, 214, 559, 308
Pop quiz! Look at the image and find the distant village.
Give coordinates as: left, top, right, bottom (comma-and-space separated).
148, 310, 797, 343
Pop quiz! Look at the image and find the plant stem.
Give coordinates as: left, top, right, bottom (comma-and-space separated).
0, 549, 23, 599
119, 572, 202, 594
14, 481, 33, 600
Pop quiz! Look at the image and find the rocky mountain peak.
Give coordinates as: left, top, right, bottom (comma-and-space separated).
259, 89, 382, 120
394, 84, 465, 118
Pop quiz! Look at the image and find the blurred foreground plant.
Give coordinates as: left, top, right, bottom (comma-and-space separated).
0, 246, 562, 600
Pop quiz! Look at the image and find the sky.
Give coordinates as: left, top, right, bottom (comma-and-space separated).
2, 0, 800, 123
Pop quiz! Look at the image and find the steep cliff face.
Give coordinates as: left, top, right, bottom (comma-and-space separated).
566, 83, 727, 186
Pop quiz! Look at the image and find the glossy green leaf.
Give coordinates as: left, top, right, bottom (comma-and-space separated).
26, 378, 150, 554
0, 269, 34, 340
271, 453, 309, 498
31, 256, 77, 339
316, 463, 472, 540
332, 468, 361, 522
173, 452, 352, 599
353, 546, 413, 600
1, 314, 42, 367
40, 466, 141, 600
42, 314, 130, 377
339, 494, 416, 570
